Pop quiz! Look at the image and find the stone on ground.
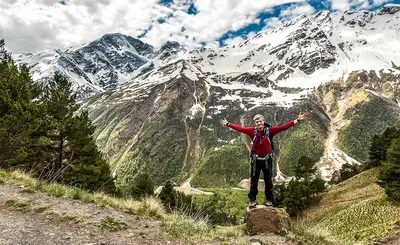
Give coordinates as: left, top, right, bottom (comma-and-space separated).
245, 205, 291, 235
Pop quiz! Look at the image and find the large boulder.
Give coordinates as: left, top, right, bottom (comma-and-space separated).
245, 205, 291, 235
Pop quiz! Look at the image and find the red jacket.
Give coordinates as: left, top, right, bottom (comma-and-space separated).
228, 121, 295, 156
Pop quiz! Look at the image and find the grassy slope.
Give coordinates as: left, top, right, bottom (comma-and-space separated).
114, 117, 187, 186
272, 101, 329, 176
278, 121, 326, 175
299, 168, 400, 244
338, 96, 400, 162
191, 144, 250, 188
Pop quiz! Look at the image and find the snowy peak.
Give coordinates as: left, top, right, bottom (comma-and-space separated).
15, 34, 186, 98
155, 41, 186, 61
180, 5, 400, 91
15, 5, 400, 100
377, 4, 400, 15
92, 33, 154, 56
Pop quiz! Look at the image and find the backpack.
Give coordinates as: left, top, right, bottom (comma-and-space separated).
251, 122, 274, 154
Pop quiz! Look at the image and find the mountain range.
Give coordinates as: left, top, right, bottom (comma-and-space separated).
15, 4, 400, 188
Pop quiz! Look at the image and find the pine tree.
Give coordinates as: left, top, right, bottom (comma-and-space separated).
158, 180, 192, 210
39, 73, 116, 193
41, 72, 78, 176
378, 137, 400, 202
294, 156, 317, 180
282, 155, 326, 216
310, 172, 326, 195
0, 39, 43, 169
367, 127, 400, 168
283, 179, 311, 216
0, 40, 115, 194
367, 134, 384, 168
130, 173, 154, 198
158, 180, 177, 205
339, 163, 360, 181
63, 111, 116, 194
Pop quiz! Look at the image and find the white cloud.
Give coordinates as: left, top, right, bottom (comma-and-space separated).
331, 0, 352, 10
0, 0, 391, 54
0, 0, 171, 53
262, 17, 284, 32
143, 0, 306, 49
280, 3, 315, 19
259, 3, 314, 33
330, 0, 391, 11
247, 31, 257, 38
223, 36, 246, 46
0, 0, 306, 54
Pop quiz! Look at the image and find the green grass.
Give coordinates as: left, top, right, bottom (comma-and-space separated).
161, 211, 213, 240
34, 205, 52, 213
100, 216, 128, 231
0, 169, 163, 217
6, 199, 30, 209
193, 188, 266, 225
295, 168, 400, 244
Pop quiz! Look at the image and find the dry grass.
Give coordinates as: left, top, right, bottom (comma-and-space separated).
0, 169, 165, 219
295, 168, 400, 244
0, 168, 247, 242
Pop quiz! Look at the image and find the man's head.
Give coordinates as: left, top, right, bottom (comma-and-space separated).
253, 114, 265, 131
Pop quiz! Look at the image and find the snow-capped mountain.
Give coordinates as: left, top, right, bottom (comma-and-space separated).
183, 4, 400, 96
17, 5, 400, 186
14, 33, 185, 99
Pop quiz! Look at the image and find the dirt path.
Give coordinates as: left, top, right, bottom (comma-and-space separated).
0, 184, 176, 245
0, 183, 298, 245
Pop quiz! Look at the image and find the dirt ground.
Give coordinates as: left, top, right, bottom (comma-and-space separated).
0, 183, 297, 245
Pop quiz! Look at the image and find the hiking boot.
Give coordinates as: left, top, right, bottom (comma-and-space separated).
249, 201, 257, 208
264, 201, 273, 207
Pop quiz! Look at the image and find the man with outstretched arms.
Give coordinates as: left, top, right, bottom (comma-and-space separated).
220, 113, 308, 208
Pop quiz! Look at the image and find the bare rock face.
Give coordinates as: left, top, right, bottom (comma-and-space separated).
245, 205, 291, 235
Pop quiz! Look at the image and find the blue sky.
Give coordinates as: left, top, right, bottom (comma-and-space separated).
0, 0, 399, 53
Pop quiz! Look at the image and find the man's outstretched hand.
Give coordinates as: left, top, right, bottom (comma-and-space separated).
219, 118, 228, 126
298, 112, 309, 121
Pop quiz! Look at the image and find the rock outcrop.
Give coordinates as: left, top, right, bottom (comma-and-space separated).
245, 205, 291, 235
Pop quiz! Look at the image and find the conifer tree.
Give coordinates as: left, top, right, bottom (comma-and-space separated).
41, 72, 78, 176
130, 173, 154, 198
40, 72, 116, 193
158, 180, 176, 205
339, 163, 360, 181
0, 40, 115, 193
294, 155, 317, 180
63, 111, 116, 193
0, 39, 43, 168
367, 134, 384, 168
282, 155, 326, 216
378, 137, 400, 202
367, 127, 400, 168
158, 180, 192, 210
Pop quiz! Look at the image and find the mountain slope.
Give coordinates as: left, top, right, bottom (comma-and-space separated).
300, 168, 400, 244
18, 4, 400, 186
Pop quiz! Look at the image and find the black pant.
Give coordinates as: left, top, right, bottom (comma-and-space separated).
248, 158, 273, 202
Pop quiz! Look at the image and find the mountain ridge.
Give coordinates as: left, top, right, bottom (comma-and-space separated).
14, 4, 400, 187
